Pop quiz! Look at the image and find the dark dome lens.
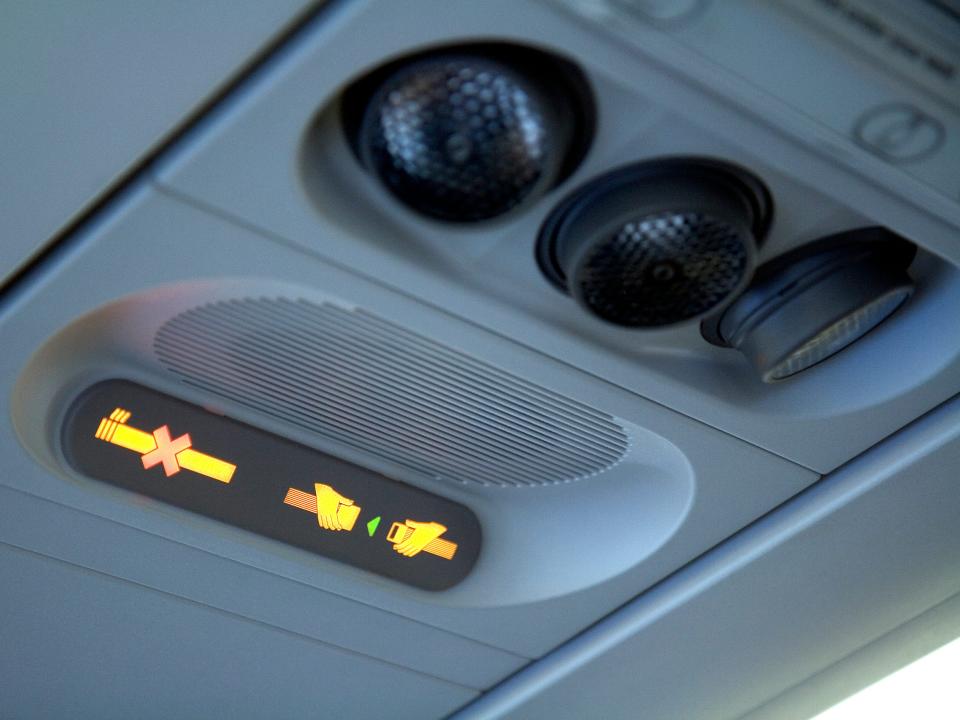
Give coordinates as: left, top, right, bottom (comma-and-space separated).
575, 211, 751, 327
345, 46, 594, 223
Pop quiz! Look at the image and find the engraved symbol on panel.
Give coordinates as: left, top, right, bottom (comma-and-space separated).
853, 102, 945, 163
283, 483, 361, 532
94, 407, 236, 482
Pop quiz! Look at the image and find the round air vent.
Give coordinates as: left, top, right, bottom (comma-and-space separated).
342, 44, 594, 222
537, 158, 773, 327
702, 227, 916, 382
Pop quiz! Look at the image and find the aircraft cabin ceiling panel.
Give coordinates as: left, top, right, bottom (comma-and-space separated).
0, 0, 318, 285
3, 0, 960, 717
0, 544, 477, 719
459, 385, 960, 719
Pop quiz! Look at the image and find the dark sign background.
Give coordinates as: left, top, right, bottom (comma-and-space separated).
62, 380, 481, 591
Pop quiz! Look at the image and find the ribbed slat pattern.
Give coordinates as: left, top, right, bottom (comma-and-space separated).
154, 298, 628, 487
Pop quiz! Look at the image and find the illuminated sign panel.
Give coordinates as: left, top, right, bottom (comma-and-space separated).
63, 381, 481, 590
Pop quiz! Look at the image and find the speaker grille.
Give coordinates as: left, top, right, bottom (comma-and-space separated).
154, 298, 628, 488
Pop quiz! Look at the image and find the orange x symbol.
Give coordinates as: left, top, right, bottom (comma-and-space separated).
141, 425, 192, 476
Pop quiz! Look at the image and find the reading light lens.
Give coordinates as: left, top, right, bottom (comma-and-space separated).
765, 286, 912, 381
702, 227, 917, 383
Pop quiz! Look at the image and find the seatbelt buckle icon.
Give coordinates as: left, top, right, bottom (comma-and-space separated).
386, 520, 457, 560
283, 484, 361, 532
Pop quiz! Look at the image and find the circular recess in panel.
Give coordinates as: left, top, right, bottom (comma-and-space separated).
341, 43, 595, 222
299, 102, 461, 270
12, 279, 695, 606
299, 42, 594, 242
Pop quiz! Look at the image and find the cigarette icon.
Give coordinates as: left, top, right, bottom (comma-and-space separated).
94, 408, 236, 483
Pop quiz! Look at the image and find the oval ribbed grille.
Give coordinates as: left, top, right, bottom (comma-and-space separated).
154, 298, 628, 487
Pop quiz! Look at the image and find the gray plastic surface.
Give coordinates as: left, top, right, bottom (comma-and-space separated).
0, 0, 317, 284
1, 187, 815, 658
153, 0, 960, 474
591, 0, 960, 214
455, 389, 960, 719
0, 542, 476, 720
741, 589, 960, 720
0, 483, 519, 690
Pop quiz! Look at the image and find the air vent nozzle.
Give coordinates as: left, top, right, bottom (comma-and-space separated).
537, 158, 773, 327
342, 44, 594, 222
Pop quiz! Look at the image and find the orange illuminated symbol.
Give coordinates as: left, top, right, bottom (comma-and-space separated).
141, 425, 192, 476
284, 483, 361, 532
386, 520, 457, 560
94, 408, 236, 483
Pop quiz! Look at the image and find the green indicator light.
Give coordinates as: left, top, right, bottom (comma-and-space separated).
366, 516, 382, 537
